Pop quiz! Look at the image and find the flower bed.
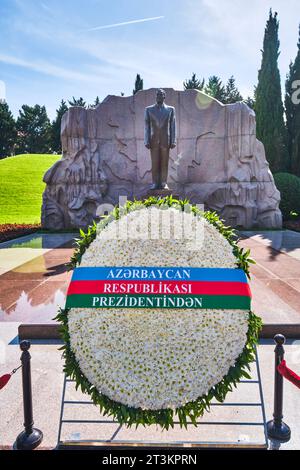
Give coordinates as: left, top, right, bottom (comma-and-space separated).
0, 224, 41, 243
56, 197, 261, 429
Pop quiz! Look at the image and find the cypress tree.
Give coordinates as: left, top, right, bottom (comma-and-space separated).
285, 25, 300, 176
133, 74, 143, 95
255, 10, 288, 173
183, 73, 205, 90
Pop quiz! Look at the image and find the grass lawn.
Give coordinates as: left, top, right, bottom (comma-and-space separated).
0, 154, 61, 224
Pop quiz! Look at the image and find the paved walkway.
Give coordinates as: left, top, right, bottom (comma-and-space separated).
0, 231, 300, 449
0, 230, 299, 325
0, 233, 75, 323
240, 231, 300, 325
0, 323, 299, 449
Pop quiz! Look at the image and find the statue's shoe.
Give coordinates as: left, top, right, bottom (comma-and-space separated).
161, 183, 170, 190
150, 184, 159, 190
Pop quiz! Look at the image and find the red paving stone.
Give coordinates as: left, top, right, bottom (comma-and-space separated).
239, 236, 300, 323
263, 279, 300, 312
249, 264, 277, 280
285, 278, 300, 293
0, 280, 41, 310
0, 249, 73, 281
26, 278, 71, 307
0, 243, 73, 322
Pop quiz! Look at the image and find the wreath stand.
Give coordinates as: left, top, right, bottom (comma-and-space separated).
56, 347, 268, 450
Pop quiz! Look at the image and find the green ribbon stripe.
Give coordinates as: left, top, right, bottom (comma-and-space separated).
66, 294, 251, 310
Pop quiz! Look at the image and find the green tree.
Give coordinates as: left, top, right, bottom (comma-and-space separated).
94, 96, 100, 106
133, 74, 143, 95
224, 76, 243, 103
0, 100, 17, 159
255, 10, 288, 173
244, 96, 256, 110
68, 97, 87, 107
183, 73, 205, 90
16, 104, 51, 154
51, 99, 68, 153
285, 25, 300, 176
204, 76, 226, 102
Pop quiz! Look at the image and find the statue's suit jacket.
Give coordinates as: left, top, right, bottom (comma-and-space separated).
144, 103, 176, 148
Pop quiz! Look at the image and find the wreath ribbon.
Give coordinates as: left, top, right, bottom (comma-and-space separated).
66, 267, 251, 310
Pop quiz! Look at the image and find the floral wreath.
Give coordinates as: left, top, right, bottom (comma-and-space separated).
56, 197, 262, 430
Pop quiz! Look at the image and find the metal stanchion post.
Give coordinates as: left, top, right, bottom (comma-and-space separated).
267, 334, 291, 443
14, 340, 43, 450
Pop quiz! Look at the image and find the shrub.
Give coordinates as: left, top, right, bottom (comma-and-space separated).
274, 172, 300, 220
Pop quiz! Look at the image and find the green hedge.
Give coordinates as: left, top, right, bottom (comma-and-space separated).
274, 172, 300, 220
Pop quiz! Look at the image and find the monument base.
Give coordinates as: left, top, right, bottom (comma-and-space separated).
142, 188, 181, 200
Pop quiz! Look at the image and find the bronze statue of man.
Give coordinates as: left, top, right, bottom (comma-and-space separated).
144, 89, 176, 190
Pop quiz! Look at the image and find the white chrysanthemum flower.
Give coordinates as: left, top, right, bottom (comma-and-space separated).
68, 207, 249, 410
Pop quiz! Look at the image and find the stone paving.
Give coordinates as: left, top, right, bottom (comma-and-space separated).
0, 233, 76, 323
240, 231, 300, 325
0, 230, 300, 325
0, 230, 300, 449
0, 323, 299, 449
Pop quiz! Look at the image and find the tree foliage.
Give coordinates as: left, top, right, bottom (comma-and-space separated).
255, 10, 288, 173
133, 74, 143, 95
0, 101, 17, 159
285, 25, 300, 176
183, 73, 205, 90
224, 76, 243, 104
274, 172, 300, 219
51, 99, 68, 153
204, 76, 226, 102
94, 96, 100, 106
68, 97, 87, 107
244, 96, 256, 110
16, 104, 51, 154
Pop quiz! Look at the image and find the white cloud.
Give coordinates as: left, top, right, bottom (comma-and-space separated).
183, 0, 299, 68
7, 19, 186, 90
4, 0, 300, 116
0, 53, 101, 83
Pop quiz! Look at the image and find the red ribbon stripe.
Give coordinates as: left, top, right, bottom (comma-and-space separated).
67, 280, 251, 297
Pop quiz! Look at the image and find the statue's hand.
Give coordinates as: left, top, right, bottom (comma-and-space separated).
170, 143, 176, 149
145, 143, 151, 149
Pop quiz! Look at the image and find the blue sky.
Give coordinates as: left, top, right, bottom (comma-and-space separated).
0, 0, 299, 119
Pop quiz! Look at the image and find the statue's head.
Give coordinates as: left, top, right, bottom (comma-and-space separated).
156, 89, 166, 105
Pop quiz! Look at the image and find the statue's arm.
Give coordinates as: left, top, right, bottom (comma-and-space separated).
170, 107, 176, 148
144, 108, 151, 148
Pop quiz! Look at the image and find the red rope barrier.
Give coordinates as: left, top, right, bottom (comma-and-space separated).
278, 360, 300, 389
0, 365, 22, 390
0, 374, 11, 389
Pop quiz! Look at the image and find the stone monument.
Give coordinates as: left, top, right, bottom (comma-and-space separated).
42, 88, 282, 230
